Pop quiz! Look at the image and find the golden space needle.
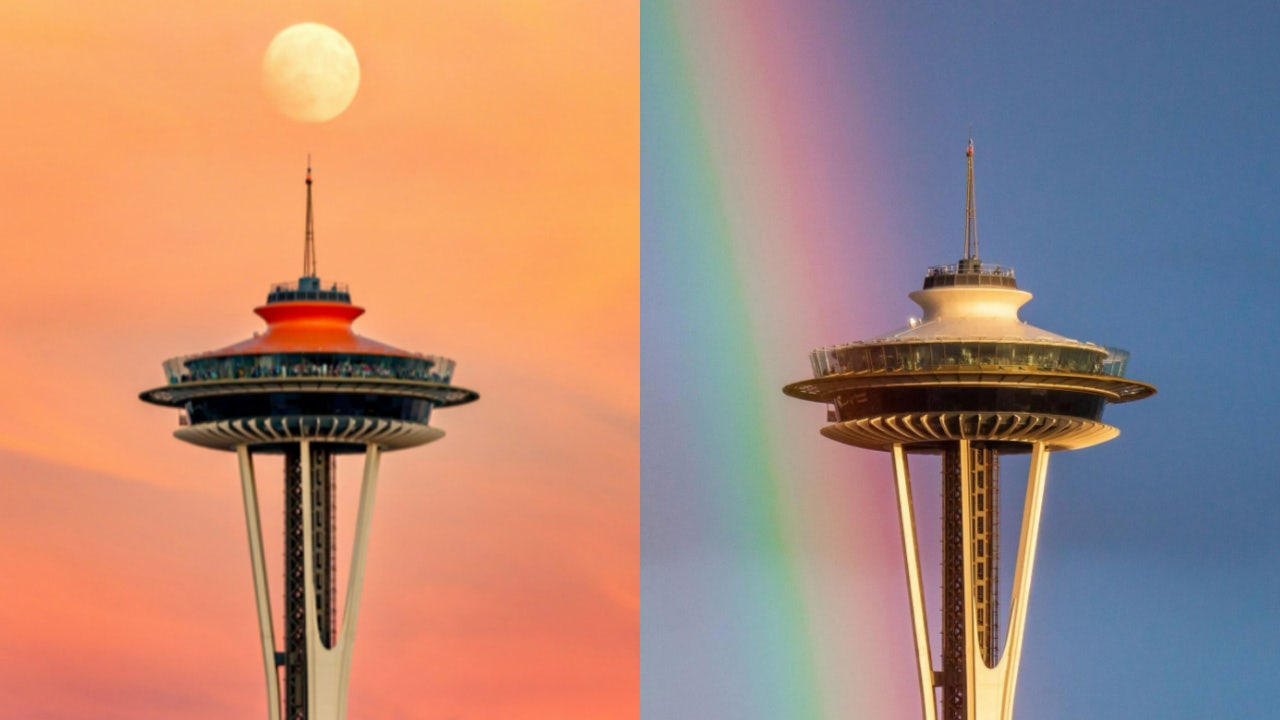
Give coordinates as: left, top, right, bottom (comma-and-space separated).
141, 166, 478, 720
783, 141, 1154, 720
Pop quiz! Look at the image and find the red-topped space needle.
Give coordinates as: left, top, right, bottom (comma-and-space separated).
141, 165, 477, 720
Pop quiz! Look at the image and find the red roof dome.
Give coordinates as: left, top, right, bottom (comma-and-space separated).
202, 301, 413, 358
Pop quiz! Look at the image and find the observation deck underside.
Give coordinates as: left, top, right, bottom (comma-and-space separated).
176, 415, 444, 452
821, 411, 1118, 452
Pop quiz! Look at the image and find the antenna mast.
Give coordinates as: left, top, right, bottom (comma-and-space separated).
964, 139, 978, 261
304, 156, 316, 278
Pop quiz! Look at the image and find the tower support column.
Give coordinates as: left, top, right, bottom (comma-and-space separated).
891, 444, 938, 720
890, 441, 1052, 720
233, 441, 385, 720
237, 446, 282, 720
295, 440, 383, 720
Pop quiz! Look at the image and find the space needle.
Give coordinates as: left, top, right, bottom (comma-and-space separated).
783, 142, 1154, 720
141, 166, 478, 720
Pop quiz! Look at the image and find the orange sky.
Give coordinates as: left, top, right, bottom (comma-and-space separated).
0, 2, 636, 718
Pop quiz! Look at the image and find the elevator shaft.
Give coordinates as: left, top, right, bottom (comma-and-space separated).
284, 445, 337, 720
942, 444, 999, 720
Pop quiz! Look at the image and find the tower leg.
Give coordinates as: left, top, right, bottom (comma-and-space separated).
890, 445, 938, 720
992, 441, 1050, 716
293, 441, 384, 720
958, 440, 1051, 720
237, 446, 282, 720
335, 444, 381, 710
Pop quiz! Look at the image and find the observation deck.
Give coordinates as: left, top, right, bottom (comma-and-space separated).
783, 258, 1155, 453
922, 258, 1017, 289
266, 276, 351, 304
140, 275, 479, 453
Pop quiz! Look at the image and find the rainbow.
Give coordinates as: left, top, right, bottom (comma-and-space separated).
643, 2, 929, 716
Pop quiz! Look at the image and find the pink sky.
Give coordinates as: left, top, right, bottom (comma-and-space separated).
0, 2, 636, 717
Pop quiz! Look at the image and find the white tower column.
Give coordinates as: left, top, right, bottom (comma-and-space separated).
299, 440, 383, 720
237, 445, 283, 720
891, 444, 938, 720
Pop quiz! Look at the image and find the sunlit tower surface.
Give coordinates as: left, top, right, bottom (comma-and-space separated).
783, 142, 1154, 720
140, 167, 478, 720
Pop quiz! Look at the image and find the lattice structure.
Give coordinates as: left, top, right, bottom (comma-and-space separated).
941, 445, 999, 720
284, 449, 306, 720
282, 446, 337, 720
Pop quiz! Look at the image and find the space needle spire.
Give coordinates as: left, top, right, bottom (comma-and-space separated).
963, 138, 978, 263
303, 156, 316, 278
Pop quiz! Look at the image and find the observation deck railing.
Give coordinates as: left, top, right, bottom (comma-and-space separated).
163, 351, 456, 386
922, 263, 1017, 288
1101, 346, 1130, 377
810, 340, 1114, 379
266, 279, 352, 304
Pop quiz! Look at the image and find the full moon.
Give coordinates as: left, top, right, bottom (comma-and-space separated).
262, 23, 360, 123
